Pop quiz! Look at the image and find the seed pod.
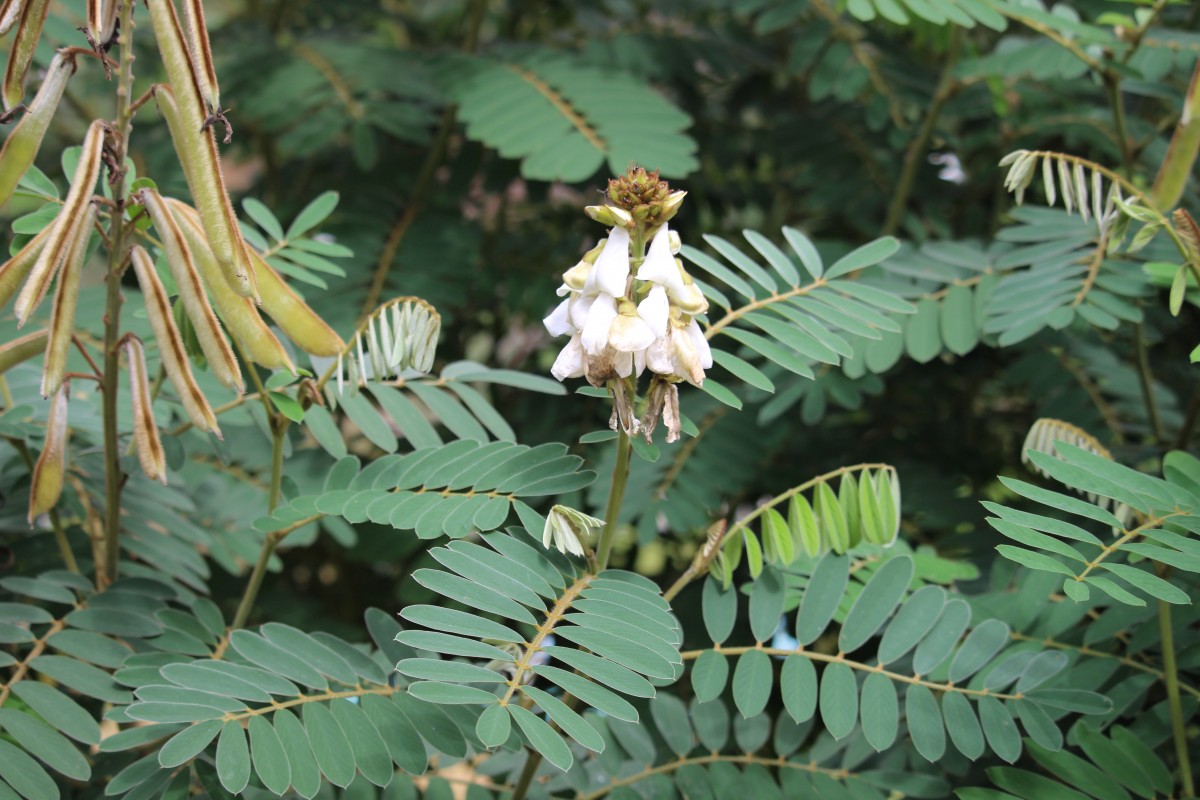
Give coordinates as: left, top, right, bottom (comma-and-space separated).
0, 327, 46, 376
0, 224, 50, 311
28, 380, 67, 524
147, 4, 254, 297
14, 118, 104, 326
0, 0, 25, 36
85, 0, 118, 50
166, 197, 294, 372
2, 0, 50, 111
41, 204, 92, 398
129, 245, 221, 438
136, 188, 243, 392
179, 0, 219, 114
246, 246, 346, 357
123, 337, 166, 484
0, 52, 75, 208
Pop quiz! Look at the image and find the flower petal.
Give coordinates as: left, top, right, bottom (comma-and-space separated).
609, 313, 655, 353
580, 294, 618, 355
638, 286, 669, 337
636, 225, 683, 293
551, 334, 586, 380
586, 228, 630, 297
543, 298, 573, 337
685, 319, 713, 369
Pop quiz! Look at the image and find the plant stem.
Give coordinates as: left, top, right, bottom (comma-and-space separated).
882, 30, 961, 237
1105, 74, 1134, 177
229, 421, 289, 632
594, 430, 631, 571
267, 422, 287, 512
99, 0, 138, 589
1156, 580, 1194, 796
1134, 321, 1163, 441
509, 753, 541, 800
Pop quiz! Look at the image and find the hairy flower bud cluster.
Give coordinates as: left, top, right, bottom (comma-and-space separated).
544, 175, 710, 443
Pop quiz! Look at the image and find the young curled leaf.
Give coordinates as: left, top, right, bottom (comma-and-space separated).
0, 50, 75, 208
28, 380, 67, 524
130, 245, 221, 438
41, 204, 93, 398
15, 118, 104, 326
0, 327, 46, 375
123, 337, 167, 484
2, 0, 50, 110
247, 246, 344, 357
167, 198, 294, 372
136, 187, 243, 392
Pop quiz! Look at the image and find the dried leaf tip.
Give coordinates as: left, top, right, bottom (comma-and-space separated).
28, 380, 68, 525
124, 337, 167, 484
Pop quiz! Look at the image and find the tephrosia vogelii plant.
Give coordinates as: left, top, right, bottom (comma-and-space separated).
0, 1, 1196, 799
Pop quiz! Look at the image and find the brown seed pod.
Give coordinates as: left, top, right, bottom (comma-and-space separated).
123, 337, 167, 484
0, 0, 26, 36
179, 0, 219, 115
14, 118, 104, 326
41, 204, 93, 398
28, 380, 68, 524
136, 188, 244, 392
84, 0, 118, 51
247, 246, 345, 357
0, 50, 75, 208
2, 0, 50, 111
129, 245, 222, 438
0, 327, 46, 376
0, 223, 50, 311
166, 198, 294, 371
147, 3, 254, 297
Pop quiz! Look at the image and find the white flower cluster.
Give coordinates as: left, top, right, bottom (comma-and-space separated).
544, 221, 712, 389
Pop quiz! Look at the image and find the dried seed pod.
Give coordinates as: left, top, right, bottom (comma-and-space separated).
129, 245, 221, 437
14, 119, 104, 326
85, 0, 118, 49
147, 3, 253, 297
0, 224, 50, 311
28, 380, 67, 524
166, 197, 294, 371
123, 337, 166, 484
0, 0, 26, 36
136, 188, 243, 392
246, 246, 345, 357
2, 0, 50, 111
41, 204, 92, 398
0, 327, 46, 376
179, 0, 219, 115
0, 51, 75, 208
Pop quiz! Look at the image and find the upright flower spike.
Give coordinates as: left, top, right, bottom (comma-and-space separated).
0, 50, 75, 208
15, 118, 105, 326
2, 0, 49, 111
41, 204, 93, 398
123, 338, 167, 484
136, 188, 244, 392
28, 380, 67, 525
129, 245, 222, 438
167, 198, 295, 372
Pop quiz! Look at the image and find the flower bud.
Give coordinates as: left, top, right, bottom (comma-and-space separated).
136, 187, 244, 392
41, 204, 93, 398
542, 504, 603, 557
0, 51, 75, 208
2, 0, 49, 110
130, 245, 222, 438
28, 380, 68, 524
584, 205, 615, 225
246, 245, 345, 357
660, 190, 687, 222
124, 337, 167, 484
15, 119, 105, 327
0, 327, 46, 376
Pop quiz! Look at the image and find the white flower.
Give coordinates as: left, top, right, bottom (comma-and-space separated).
543, 505, 604, 557
608, 301, 656, 353
580, 293, 618, 355
584, 228, 631, 298
638, 285, 669, 338
551, 334, 585, 380
647, 318, 712, 386
637, 225, 709, 315
543, 297, 573, 337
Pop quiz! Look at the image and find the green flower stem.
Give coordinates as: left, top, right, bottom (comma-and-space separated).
594, 429, 631, 571
1157, 568, 1195, 797
229, 419, 290, 633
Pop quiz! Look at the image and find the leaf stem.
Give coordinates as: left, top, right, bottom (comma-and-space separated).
1104, 73, 1134, 178
228, 421, 290, 633
99, 0, 139, 589
1156, 569, 1194, 796
594, 430, 631, 571
1134, 321, 1164, 441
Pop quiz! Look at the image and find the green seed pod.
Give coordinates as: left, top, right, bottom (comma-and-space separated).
129, 245, 222, 438
0, 224, 49, 311
136, 188, 243, 393
28, 380, 67, 524
15, 118, 104, 326
40, 204, 92, 398
2, 0, 50, 111
179, 0, 219, 114
167, 197, 294, 372
0, 327, 46, 376
0, 0, 25, 36
147, 2, 254, 298
248, 246, 346, 357
0, 50, 73, 208
123, 337, 167, 484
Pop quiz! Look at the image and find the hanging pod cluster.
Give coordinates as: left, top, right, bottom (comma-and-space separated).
715, 467, 902, 585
